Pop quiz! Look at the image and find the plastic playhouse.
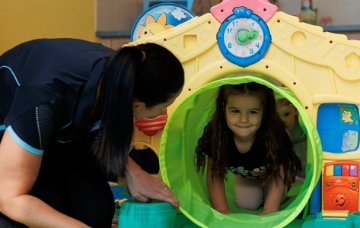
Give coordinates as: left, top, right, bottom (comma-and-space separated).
121, 0, 360, 227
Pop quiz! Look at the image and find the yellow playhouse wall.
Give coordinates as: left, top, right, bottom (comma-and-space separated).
130, 9, 360, 222
0, 0, 97, 54
130, 11, 360, 158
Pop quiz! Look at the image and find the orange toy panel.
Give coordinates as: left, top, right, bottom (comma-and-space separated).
323, 161, 359, 212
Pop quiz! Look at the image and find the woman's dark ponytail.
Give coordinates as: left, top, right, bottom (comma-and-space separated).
95, 43, 184, 176
95, 46, 143, 176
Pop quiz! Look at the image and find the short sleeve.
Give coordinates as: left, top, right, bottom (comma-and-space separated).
5, 102, 57, 155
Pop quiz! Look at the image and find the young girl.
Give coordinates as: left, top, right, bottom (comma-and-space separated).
276, 98, 307, 180
196, 82, 301, 215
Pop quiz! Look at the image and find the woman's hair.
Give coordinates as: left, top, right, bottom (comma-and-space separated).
95, 43, 184, 176
196, 82, 300, 186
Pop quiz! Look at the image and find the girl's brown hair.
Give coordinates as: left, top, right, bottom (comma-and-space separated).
195, 82, 300, 187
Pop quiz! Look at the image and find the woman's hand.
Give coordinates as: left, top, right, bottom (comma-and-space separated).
125, 157, 179, 207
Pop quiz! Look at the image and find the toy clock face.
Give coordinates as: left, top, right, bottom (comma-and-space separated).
217, 7, 271, 67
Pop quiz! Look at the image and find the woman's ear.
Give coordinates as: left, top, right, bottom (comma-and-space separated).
133, 99, 146, 117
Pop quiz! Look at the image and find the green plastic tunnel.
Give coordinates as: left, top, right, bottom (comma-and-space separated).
159, 75, 323, 227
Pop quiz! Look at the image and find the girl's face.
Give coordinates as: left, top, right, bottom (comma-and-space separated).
225, 93, 263, 142
276, 101, 297, 131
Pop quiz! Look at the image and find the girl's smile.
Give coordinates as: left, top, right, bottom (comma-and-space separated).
225, 93, 263, 142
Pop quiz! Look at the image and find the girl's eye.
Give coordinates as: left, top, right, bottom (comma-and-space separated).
283, 112, 290, 117
231, 109, 240, 113
250, 111, 258, 114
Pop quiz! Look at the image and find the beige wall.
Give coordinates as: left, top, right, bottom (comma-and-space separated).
0, 0, 97, 54
344, 32, 360, 40
96, 0, 142, 33
1, 0, 359, 54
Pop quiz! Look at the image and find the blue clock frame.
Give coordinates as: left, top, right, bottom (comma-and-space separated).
217, 6, 272, 67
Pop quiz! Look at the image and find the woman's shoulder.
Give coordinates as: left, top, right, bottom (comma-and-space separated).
15, 38, 111, 50
3, 38, 113, 62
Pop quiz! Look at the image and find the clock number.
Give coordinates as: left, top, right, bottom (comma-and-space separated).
227, 27, 233, 34
249, 48, 254, 55
227, 43, 232, 49
255, 42, 260, 48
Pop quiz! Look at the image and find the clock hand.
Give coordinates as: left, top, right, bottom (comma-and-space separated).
237, 29, 259, 44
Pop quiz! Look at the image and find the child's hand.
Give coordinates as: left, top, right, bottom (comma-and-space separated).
258, 209, 275, 216
218, 209, 231, 214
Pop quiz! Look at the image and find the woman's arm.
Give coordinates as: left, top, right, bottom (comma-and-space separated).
125, 157, 179, 207
207, 158, 229, 214
259, 166, 286, 215
0, 129, 89, 227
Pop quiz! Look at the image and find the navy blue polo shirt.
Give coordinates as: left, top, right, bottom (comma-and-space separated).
0, 38, 114, 155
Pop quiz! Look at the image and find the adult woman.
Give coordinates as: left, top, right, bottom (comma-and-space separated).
0, 38, 184, 227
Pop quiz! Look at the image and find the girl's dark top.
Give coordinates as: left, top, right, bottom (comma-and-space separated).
227, 137, 267, 179
206, 135, 289, 180
0, 38, 114, 155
